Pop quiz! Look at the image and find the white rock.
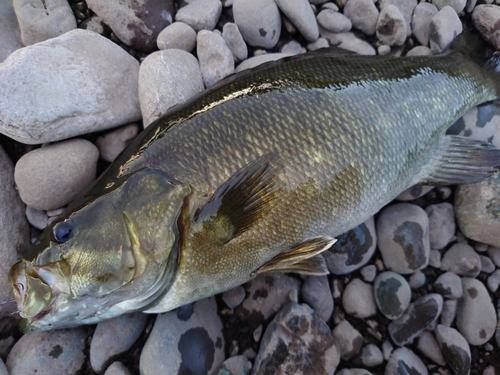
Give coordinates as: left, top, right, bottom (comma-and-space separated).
435, 272, 463, 299
301, 275, 334, 322
358, 344, 383, 367
157, 22, 197, 52
433, 0, 466, 13
379, 0, 417, 37
175, 0, 222, 32
280, 40, 306, 54
275, 0, 319, 42
222, 23, 248, 61
408, 270, 426, 289
0, 0, 23, 62
342, 278, 377, 318
472, 5, 500, 50
411, 2, 438, 46
480, 255, 495, 274
13, 0, 76, 46
373, 271, 411, 320
96, 123, 139, 162
416, 331, 446, 366
307, 37, 329, 51
487, 269, 500, 292
376, 5, 407, 46
429, 6, 462, 54
197, 30, 234, 88
138, 49, 204, 127
317, 9, 351, 33
343, 0, 379, 36
104, 362, 131, 375
0, 29, 141, 144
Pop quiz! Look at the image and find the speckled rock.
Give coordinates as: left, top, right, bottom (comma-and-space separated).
319, 30, 376, 55
253, 303, 340, 375
435, 325, 471, 375
425, 202, 455, 249
323, 217, 376, 275
197, 30, 234, 88
157, 22, 197, 52
388, 294, 443, 346
376, 5, 406, 46
432, 0, 466, 13
411, 2, 438, 46
416, 331, 446, 366
434, 272, 463, 299
235, 53, 293, 72
396, 186, 434, 201
317, 9, 351, 33
275, 0, 319, 42
332, 319, 363, 361
343, 0, 379, 36
456, 172, 500, 248
429, 6, 462, 54
0, 29, 141, 144
374, 272, 411, 320
138, 49, 204, 127
222, 23, 248, 61
13, 0, 76, 46
104, 362, 131, 375
342, 278, 377, 319
386, 348, 428, 375
6, 328, 87, 375
440, 243, 481, 278
472, 5, 500, 50
456, 278, 497, 346
90, 313, 148, 374
301, 275, 333, 322
233, 0, 281, 49
14, 139, 99, 211
217, 356, 249, 375
140, 297, 225, 375
175, 0, 222, 32
0, 0, 23, 62
96, 123, 139, 163
86, 0, 175, 51
377, 203, 430, 274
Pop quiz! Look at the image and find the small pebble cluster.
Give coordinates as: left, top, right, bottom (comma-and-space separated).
1, 0, 500, 374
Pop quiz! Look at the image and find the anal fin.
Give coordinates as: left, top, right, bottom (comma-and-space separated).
252, 237, 336, 276
419, 135, 500, 185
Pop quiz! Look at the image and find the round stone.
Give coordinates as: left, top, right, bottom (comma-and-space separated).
274, 0, 319, 42
472, 5, 500, 50
434, 272, 463, 299
374, 271, 411, 320
317, 9, 352, 33
157, 22, 197, 52
440, 243, 481, 278
175, 0, 222, 32
343, 0, 379, 36
342, 278, 377, 319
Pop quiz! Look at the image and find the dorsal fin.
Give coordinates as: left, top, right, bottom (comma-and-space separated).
194, 152, 282, 244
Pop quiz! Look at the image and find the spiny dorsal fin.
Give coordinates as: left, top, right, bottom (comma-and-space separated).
419, 135, 500, 185
252, 237, 336, 276
194, 152, 282, 244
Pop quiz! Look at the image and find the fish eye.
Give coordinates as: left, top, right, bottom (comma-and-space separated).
51, 220, 75, 244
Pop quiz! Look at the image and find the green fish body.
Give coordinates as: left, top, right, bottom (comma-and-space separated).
10, 49, 500, 331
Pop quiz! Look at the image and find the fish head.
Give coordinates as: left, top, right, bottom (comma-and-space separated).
10, 168, 190, 332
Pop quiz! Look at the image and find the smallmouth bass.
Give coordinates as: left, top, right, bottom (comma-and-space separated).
9, 47, 500, 331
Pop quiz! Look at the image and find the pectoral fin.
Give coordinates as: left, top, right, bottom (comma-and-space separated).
252, 237, 336, 276
419, 135, 500, 185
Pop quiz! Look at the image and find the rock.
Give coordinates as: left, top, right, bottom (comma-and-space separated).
175, 0, 222, 32
86, 0, 175, 51
411, 2, 438, 46
79, 15, 107, 35
13, 0, 76, 46
434, 272, 463, 299
425, 202, 455, 249
433, 0, 466, 12
440, 299, 457, 327
253, 303, 340, 375
472, 5, 500, 50
386, 348, 428, 375
138, 49, 204, 127
25, 205, 48, 230
360, 265, 377, 282
488, 246, 500, 266
357, 344, 384, 367
301, 275, 333, 322
396, 186, 434, 201
416, 331, 446, 366
222, 286, 246, 309
317, 9, 351, 33
0, 359, 7, 375
480, 255, 496, 273
14, 139, 99, 211
435, 325, 471, 375
343, 0, 379, 36
378, 45, 391, 55
429, 6, 462, 54
157, 22, 197, 52
96, 123, 139, 162
376, 203, 430, 274
456, 171, 500, 248
332, 319, 363, 361
0, 29, 141, 144
428, 249, 442, 268
376, 5, 406, 46
323, 217, 377, 275
140, 297, 224, 375
235, 53, 294, 72
0, 0, 23, 62
408, 270, 426, 289
222, 23, 248, 61
104, 362, 131, 375
456, 278, 497, 345
6, 328, 87, 375
342, 278, 377, 318
336, 369, 373, 375
487, 269, 500, 292
378, 0, 417, 37
280, 40, 306, 54
307, 37, 330, 51
440, 243, 481, 278
90, 313, 148, 373
233, 0, 281, 49
275, 0, 319, 42
374, 271, 412, 320
197, 30, 234, 88
388, 294, 443, 346
217, 355, 249, 375
382, 340, 394, 361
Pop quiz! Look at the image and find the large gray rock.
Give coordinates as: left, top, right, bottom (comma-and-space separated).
275, 0, 319, 42
0, 29, 141, 144
0, 0, 23, 62
472, 5, 500, 50
138, 49, 204, 127
317, 10, 351, 33
222, 23, 248, 62
86, 0, 175, 51
197, 30, 234, 88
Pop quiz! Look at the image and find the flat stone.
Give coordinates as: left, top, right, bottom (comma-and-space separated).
386, 348, 428, 375
332, 319, 363, 361
456, 278, 497, 345
342, 278, 377, 319
0, 0, 23, 62
86, 0, 175, 51
222, 23, 248, 61
253, 303, 340, 375
140, 297, 225, 375
317, 10, 351, 33
411, 2, 438, 46
6, 328, 88, 375
376, 5, 406, 46
0, 29, 141, 144
14, 139, 99, 211
429, 6, 462, 54
233, 0, 281, 49
378, 0, 417, 37
440, 243, 481, 278
301, 275, 333, 322
275, 0, 319, 42
425, 202, 455, 249
138, 49, 204, 127
96, 123, 139, 163
235, 53, 293, 72
222, 286, 246, 309
343, 0, 379, 36
435, 325, 471, 375
104, 362, 131, 375
374, 271, 412, 320
416, 331, 446, 366
157, 22, 197, 52
175, 0, 222, 32
13, 0, 76, 46
434, 272, 463, 299
197, 30, 234, 88
472, 5, 500, 50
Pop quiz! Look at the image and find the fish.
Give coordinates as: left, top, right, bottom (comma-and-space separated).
9, 43, 500, 332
